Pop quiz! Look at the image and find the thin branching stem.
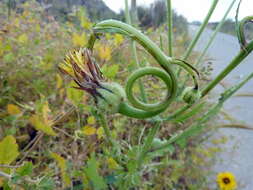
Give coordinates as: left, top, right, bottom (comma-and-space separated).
152, 72, 253, 153
202, 41, 253, 96
125, 0, 147, 102
0, 164, 22, 168
195, 0, 237, 66
0, 170, 38, 184
177, 0, 219, 77
166, 0, 173, 56
169, 40, 253, 122
180, 0, 237, 88
182, 0, 219, 61
0, 171, 11, 179
137, 122, 161, 168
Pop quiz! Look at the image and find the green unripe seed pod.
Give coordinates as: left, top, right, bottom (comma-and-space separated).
97, 82, 126, 114
182, 87, 201, 104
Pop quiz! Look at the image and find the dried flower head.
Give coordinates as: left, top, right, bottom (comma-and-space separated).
59, 48, 125, 113
59, 48, 105, 101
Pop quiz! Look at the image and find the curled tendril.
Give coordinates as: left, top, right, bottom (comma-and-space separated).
85, 19, 200, 119
125, 67, 173, 112
236, 0, 253, 49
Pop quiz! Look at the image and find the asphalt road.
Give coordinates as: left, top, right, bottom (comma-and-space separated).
189, 25, 253, 189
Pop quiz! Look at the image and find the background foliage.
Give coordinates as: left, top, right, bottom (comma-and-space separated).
0, 1, 228, 189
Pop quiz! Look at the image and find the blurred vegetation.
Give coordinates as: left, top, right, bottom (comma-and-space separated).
209, 18, 253, 40
0, 1, 227, 189
137, 0, 188, 32
2, 0, 188, 33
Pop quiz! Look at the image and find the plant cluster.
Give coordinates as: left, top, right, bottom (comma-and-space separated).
0, 0, 252, 190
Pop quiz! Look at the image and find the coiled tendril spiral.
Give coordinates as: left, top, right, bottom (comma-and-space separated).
88, 20, 200, 119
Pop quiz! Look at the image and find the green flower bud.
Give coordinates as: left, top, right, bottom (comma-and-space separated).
97, 82, 126, 114
182, 87, 201, 104
151, 138, 167, 148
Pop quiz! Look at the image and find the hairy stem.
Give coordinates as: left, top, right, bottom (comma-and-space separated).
152, 72, 253, 153
137, 122, 161, 168
98, 114, 115, 147
201, 41, 253, 96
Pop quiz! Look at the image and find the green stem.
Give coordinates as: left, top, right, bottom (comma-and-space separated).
171, 102, 206, 123
164, 39, 253, 122
125, 0, 147, 103
160, 35, 164, 51
182, 0, 219, 61
196, 0, 237, 66
170, 41, 253, 122
177, 0, 219, 78
118, 102, 164, 119
237, 16, 253, 49
179, 0, 236, 88
201, 41, 253, 96
7, 0, 11, 19
152, 72, 253, 153
98, 114, 115, 147
137, 122, 161, 168
165, 104, 191, 121
94, 20, 174, 68
94, 20, 177, 92
166, 0, 173, 57
172, 60, 199, 89
125, 67, 173, 112
87, 33, 98, 50
94, 20, 180, 118
124, 0, 131, 25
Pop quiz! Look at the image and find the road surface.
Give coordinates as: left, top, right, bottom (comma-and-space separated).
189, 25, 253, 189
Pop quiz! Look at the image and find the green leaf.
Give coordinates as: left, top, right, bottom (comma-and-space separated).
72, 32, 87, 47
37, 177, 56, 190
3, 53, 15, 63
176, 138, 187, 148
29, 114, 56, 136
87, 116, 95, 125
0, 135, 19, 165
101, 64, 119, 79
16, 162, 33, 177
17, 33, 28, 44
66, 81, 84, 106
149, 138, 175, 157
51, 152, 71, 187
3, 181, 11, 190
84, 154, 107, 190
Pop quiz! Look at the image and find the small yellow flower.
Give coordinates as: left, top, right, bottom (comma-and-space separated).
107, 157, 119, 170
82, 125, 97, 136
7, 104, 22, 115
98, 45, 111, 61
217, 172, 237, 190
114, 34, 124, 46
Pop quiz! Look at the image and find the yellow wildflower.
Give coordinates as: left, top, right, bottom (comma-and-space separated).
217, 172, 237, 190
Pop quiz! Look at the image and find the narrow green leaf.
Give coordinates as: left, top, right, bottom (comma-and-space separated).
84, 154, 107, 190
16, 162, 33, 177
